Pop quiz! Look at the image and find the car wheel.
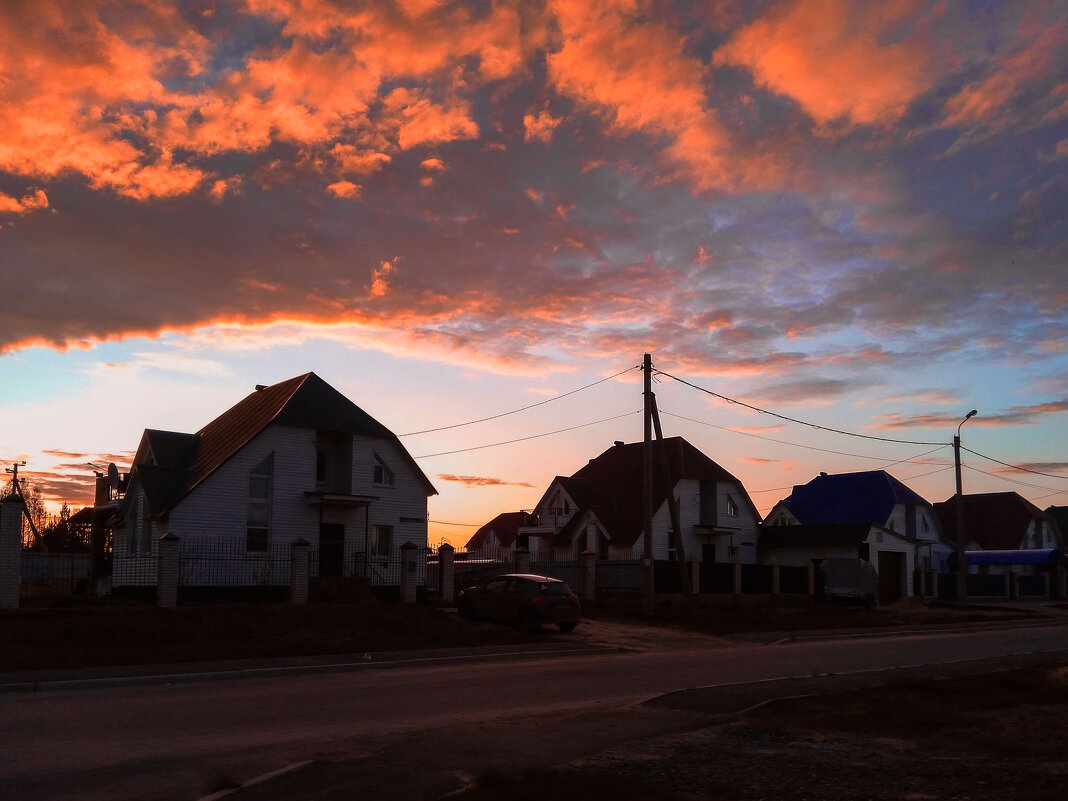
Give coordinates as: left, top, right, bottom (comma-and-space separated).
557, 622, 576, 633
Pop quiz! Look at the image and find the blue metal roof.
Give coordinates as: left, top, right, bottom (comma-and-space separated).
786, 470, 930, 526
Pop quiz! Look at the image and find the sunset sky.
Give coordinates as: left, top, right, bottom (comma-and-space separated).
1, 0, 1066, 545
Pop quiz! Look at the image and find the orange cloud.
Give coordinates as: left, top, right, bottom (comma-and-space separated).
547, 0, 783, 192
327, 181, 362, 198
714, 0, 935, 128
524, 110, 563, 142
0, 188, 48, 215
941, 23, 1067, 133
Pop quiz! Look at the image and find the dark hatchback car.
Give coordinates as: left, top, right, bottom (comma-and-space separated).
457, 574, 581, 632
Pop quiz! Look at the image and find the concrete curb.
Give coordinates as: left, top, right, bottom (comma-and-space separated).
0, 643, 624, 694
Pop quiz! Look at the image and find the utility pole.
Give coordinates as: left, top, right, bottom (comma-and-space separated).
642, 353, 654, 616
953, 410, 977, 610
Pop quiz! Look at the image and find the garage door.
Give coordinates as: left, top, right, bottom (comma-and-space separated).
878, 551, 904, 605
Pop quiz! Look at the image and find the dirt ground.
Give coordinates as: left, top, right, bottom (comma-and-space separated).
449, 663, 1068, 801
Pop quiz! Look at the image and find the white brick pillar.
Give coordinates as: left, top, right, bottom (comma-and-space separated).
580, 549, 596, 602
289, 538, 310, 605
689, 557, 700, 595
808, 560, 817, 600
733, 553, 742, 596
0, 497, 24, 609
770, 557, 780, 596
400, 541, 418, 604
157, 533, 180, 608
514, 546, 530, 574
438, 543, 455, 604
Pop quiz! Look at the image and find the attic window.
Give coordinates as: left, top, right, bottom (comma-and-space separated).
373, 455, 394, 488
726, 495, 738, 517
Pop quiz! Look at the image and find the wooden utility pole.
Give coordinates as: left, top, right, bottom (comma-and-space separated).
642, 353, 654, 616
650, 394, 695, 615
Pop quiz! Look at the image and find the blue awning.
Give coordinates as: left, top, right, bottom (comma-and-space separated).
949, 548, 1064, 567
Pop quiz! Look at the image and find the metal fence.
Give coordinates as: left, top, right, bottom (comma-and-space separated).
19, 551, 92, 604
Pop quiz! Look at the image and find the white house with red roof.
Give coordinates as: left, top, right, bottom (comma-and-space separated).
514, 437, 761, 563
112, 373, 436, 591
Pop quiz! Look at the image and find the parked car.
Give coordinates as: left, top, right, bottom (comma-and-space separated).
457, 573, 581, 632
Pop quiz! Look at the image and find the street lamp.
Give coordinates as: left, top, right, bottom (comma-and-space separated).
954, 410, 977, 609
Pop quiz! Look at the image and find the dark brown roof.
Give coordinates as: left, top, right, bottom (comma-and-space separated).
934, 492, 1054, 550
760, 522, 885, 548
566, 437, 758, 547
466, 511, 536, 549
130, 372, 435, 517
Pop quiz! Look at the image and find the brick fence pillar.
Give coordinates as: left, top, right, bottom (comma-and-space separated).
733, 554, 742, 597
289, 538, 309, 605
808, 560, 817, 600
1058, 567, 1067, 600
514, 546, 530, 574
0, 497, 24, 609
689, 557, 701, 595
400, 541, 418, 603
580, 549, 596, 602
157, 533, 180, 608
770, 557, 780, 596
438, 544, 455, 604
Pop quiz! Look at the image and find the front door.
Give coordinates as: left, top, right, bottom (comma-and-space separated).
320, 523, 345, 578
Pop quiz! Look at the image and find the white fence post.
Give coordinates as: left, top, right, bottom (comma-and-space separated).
770, 557, 780, 596
0, 497, 24, 609
157, 533, 180, 608
733, 553, 742, 597
400, 542, 418, 603
439, 543, 455, 603
289, 538, 309, 605
514, 546, 530, 574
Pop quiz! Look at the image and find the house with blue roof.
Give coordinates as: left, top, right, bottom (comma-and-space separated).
762, 470, 952, 601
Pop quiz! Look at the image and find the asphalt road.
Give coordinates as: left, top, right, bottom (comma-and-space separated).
4, 617, 1067, 801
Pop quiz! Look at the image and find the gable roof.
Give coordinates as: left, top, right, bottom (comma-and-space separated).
562, 437, 758, 547
778, 470, 931, 527
465, 511, 536, 549
934, 492, 1055, 550
129, 372, 435, 517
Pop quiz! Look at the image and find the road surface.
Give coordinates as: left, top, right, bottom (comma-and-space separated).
3, 617, 1066, 800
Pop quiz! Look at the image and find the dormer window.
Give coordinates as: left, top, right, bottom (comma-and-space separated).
373, 455, 394, 487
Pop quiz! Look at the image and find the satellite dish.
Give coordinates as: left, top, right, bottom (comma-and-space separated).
107, 463, 120, 488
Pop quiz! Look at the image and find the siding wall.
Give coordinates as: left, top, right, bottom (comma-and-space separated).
114, 423, 430, 586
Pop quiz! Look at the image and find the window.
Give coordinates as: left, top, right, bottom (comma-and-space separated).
726, 495, 738, 517
922, 518, 930, 534
372, 455, 394, 487
247, 453, 273, 552
372, 524, 393, 556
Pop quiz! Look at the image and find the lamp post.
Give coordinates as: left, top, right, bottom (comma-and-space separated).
953, 410, 977, 609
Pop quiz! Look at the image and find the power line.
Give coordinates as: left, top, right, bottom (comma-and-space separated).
414, 410, 640, 458
962, 462, 1067, 495
659, 408, 950, 464
399, 365, 640, 437
961, 446, 1068, 480
429, 519, 482, 527
655, 370, 947, 447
